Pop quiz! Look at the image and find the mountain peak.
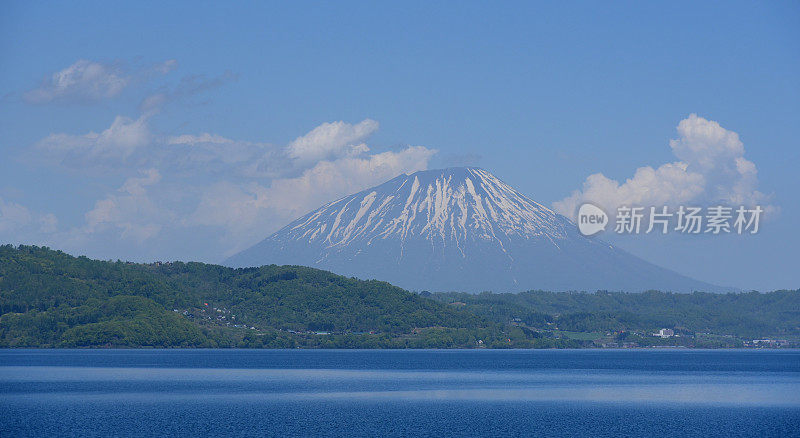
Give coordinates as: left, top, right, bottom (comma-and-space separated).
286, 166, 567, 252
227, 168, 724, 293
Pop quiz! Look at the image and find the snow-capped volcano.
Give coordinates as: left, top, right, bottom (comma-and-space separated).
226, 167, 722, 293
275, 167, 569, 255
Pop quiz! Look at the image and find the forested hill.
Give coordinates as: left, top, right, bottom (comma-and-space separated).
1, 245, 797, 349
432, 290, 800, 341
0, 245, 508, 348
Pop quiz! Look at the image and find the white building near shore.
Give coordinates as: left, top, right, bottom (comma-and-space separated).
654, 328, 675, 338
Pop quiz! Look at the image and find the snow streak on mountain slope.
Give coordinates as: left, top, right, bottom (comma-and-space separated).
281, 167, 567, 255
226, 168, 725, 293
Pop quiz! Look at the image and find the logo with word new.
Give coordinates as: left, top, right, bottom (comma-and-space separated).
577, 203, 608, 236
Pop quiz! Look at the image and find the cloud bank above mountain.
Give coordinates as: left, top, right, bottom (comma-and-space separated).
31, 115, 433, 256
5, 59, 437, 260
3, 59, 774, 270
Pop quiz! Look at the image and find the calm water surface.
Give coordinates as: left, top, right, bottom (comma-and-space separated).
1, 349, 799, 437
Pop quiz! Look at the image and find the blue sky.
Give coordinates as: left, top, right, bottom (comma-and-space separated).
0, 1, 798, 291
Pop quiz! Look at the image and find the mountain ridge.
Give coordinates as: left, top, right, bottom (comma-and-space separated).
227, 167, 728, 293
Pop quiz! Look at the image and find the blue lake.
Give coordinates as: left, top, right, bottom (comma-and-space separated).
1, 349, 799, 437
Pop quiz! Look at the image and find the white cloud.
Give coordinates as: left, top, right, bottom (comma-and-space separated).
0, 198, 33, 232
669, 114, 764, 206
32, 114, 273, 178
29, 117, 434, 257
169, 119, 384, 179
286, 119, 378, 165
167, 133, 233, 145
0, 197, 59, 241
24, 59, 179, 104
33, 117, 251, 174
24, 60, 129, 104
84, 169, 166, 241
553, 114, 771, 220
188, 120, 435, 254
261, 144, 435, 220
39, 214, 59, 234
34, 115, 151, 169
192, 145, 436, 255
167, 136, 277, 177
151, 59, 178, 75
190, 182, 267, 233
